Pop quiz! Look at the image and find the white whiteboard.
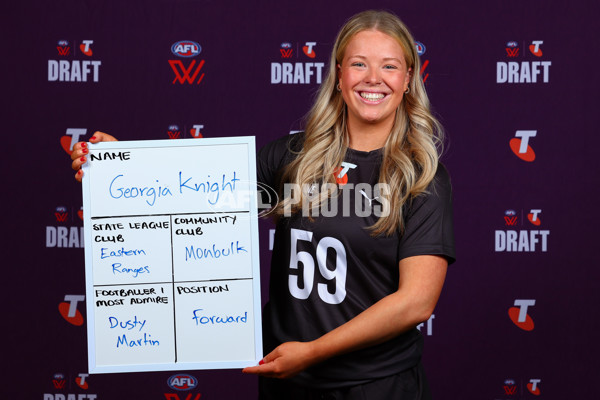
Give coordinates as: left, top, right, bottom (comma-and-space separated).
81, 137, 262, 373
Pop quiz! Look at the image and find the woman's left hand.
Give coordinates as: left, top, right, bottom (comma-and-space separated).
242, 341, 317, 379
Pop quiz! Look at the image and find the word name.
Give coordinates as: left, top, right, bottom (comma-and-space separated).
90, 151, 130, 161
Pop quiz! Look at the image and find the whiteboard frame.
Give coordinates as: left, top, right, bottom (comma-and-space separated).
81, 137, 262, 374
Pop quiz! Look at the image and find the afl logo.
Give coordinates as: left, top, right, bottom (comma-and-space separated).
415, 41, 426, 56
58, 40, 69, 46
504, 379, 516, 385
506, 41, 518, 48
171, 41, 202, 58
504, 209, 516, 216
56, 206, 67, 213
281, 42, 292, 49
167, 374, 198, 391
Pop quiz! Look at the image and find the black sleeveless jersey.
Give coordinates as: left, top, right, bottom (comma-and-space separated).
257, 133, 455, 389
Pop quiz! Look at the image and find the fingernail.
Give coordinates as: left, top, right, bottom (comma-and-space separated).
77, 170, 82, 175
90, 136, 97, 141
80, 157, 85, 162
81, 142, 87, 147
82, 148, 88, 153
258, 359, 265, 365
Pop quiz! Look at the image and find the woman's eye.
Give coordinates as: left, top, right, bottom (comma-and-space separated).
383, 65, 398, 70
351, 62, 365, 67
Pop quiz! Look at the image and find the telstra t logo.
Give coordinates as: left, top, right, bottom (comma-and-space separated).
302, 42, 316, 58
510, 130, 537, 161
529, 40, 543, 57
508, 299, 535, 331
61, 128, 87, 155
59, 295, 85, 326
80, 40, 94, 56
527, 209, 542, 226
527, 379, 541, 395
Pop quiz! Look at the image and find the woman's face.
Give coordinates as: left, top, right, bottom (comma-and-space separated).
338, 30, 411, 133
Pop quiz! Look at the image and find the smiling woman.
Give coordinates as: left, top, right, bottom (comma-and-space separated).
338, 30, 411, 149
244, 9, 455, 400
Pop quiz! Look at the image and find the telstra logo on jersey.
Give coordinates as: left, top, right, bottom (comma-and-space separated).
48, 39, 101, 82
271, 41, 325, 84
496, 208, 549, 252
169, 40, 205, 85
497, 40, 551, 83
333, 162, 357, 185
508, 299, 535, 331
510, 130, 537, 161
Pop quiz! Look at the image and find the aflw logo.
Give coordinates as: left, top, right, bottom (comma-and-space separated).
280, 42, 293, 58
504, 209, 517, 225
57, 40, 70, 56
169, 40, 205, 85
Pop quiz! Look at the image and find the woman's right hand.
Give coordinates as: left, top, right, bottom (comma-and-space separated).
71, 131, 118, 182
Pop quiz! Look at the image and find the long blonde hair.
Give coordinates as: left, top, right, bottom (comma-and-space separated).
275, 10, 443, 236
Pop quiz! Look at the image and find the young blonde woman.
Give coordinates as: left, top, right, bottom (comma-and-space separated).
71, 10, 454, 400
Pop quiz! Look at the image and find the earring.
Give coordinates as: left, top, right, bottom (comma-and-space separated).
404, 86, 410, 94
336, 82, 341, 91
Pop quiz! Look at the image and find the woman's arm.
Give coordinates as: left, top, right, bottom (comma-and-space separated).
242, 254, 447, 378
70, 131, 118, 182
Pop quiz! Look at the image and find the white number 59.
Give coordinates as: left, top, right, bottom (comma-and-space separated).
289, 228, 347, 304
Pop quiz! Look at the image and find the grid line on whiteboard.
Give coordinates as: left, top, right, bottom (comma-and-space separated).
92, 277, 254, 288
170, 214, 177, 362
91, 210, 250, 220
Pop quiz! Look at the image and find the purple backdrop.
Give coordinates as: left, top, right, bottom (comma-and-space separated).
5, 0, 599, 399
